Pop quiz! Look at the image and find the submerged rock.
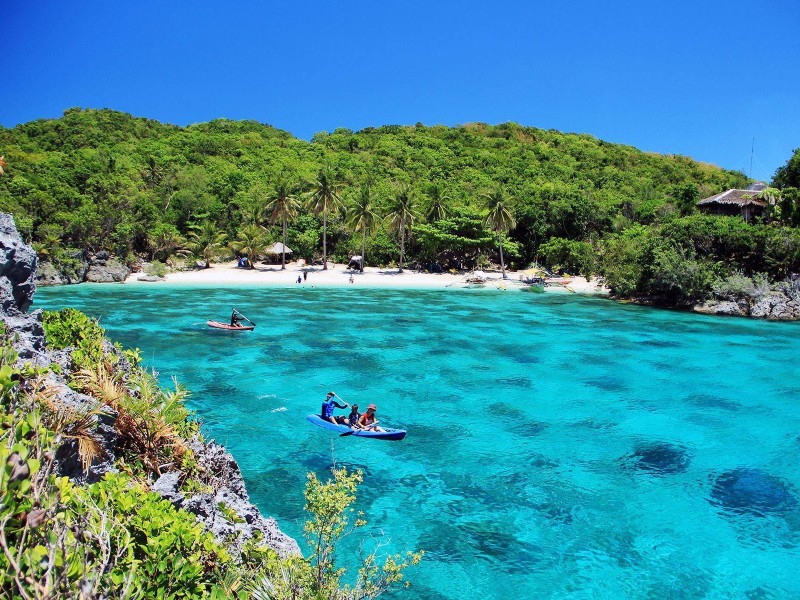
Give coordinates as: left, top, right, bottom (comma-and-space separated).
710, 468, 798, 516
622, 442, 691, 476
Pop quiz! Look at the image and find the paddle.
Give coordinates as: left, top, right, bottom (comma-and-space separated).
340, 421, 379, 437
233, 308, 256, 326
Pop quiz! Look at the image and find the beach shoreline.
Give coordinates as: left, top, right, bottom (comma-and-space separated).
127, 260, 610, 294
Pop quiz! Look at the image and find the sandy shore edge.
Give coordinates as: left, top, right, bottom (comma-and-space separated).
127, 260, 609, 294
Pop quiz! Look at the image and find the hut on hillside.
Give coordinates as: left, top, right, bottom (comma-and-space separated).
697, 182, 770, 222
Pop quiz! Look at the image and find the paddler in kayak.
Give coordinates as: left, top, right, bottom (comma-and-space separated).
321, 391, 350, 425
347, 404, 362, 429
230, 309, 244, 328
357, 404, 384, 432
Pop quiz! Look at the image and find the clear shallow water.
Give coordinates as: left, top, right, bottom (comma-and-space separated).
34, 284, 800, 599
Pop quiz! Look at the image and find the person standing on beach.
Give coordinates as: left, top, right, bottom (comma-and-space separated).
321, 391, 349, 425
303, 271, 308, 281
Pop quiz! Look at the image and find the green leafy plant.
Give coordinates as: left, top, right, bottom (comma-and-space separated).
145, 260, 169, 277
250, 467, 423, 599
42, 308, 108, 371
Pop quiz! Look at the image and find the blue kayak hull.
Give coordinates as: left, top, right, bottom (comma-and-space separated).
306, 414, 407, 441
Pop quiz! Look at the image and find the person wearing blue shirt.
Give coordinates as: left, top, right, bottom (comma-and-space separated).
321, 391, 349, 425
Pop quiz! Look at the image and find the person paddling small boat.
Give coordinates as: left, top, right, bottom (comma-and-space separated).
321, 391, 350, 425
357, 404, 384, 432
206, 308, 256, 331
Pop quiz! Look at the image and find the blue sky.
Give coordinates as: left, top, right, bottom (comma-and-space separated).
1, 1, 798, 182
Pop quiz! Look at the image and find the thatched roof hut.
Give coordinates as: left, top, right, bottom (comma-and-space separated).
265, 242, 293, 255
697, 183, 769, 221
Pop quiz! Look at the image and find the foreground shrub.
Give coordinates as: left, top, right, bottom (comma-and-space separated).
42, 308, 106, 371
5, 311, 421, 599
248, 467, 423, 599
145, 260, 168, 277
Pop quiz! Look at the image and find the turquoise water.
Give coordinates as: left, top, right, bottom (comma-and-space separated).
34, 284, 800, 599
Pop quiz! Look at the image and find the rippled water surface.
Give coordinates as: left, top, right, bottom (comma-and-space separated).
35, 284, 800, 598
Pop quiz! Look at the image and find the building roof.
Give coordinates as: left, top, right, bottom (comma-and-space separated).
697, 188, 767, 207
745, 182, 768, 192
265, 242, 293, 254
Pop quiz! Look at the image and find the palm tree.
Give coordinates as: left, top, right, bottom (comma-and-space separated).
306, 165, 345, 270
265, 178, 300, 270
187, 220, 226, 268
348, 184, 379, 273
426, 181, 451, 223
387, 184, 418, 273
483, 188, 517, 279
230, 224, 268, 269
148, 224, 189, 262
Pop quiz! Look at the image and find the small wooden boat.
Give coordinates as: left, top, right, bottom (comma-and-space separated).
206, 320, 255, 331
306, 414, 407, 441
545, 277, 574, 285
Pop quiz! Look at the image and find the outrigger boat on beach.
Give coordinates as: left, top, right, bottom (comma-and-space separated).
463, 270, 488, 287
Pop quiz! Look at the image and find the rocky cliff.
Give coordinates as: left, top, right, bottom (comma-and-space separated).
0, 213, 299, 558
36, 250, 131, 286
693, 279, 800, 320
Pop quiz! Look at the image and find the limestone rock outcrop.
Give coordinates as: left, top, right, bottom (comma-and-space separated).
694, 286, 800, 320
36, 250, 129, 286
0, 212, 300, 558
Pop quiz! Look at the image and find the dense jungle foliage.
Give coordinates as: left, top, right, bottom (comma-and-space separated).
0, 314, 421, 599
1, 108, 799, 303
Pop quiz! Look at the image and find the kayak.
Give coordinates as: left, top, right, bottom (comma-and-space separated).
306, 414, 407, 441
207, 320, 255, 331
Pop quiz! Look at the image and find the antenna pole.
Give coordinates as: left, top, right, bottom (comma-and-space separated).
749, 137, 754, 179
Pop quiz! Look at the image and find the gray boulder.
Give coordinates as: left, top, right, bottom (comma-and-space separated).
35, 261, 67, 286
693, 300, 748, 317
36, 251, 90, 286
0, 214, 37, 314
86, 258, 130, 283
750, 291, 800, 320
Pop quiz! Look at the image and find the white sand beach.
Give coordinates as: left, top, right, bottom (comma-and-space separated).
127, 260, 609, 294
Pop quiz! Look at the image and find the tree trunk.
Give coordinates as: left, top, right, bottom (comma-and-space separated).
399, 215, 405, 273
498, 231, 506, 278
361, 228, 366, 273
281, 217, 287, 270
322, 210, 328, 270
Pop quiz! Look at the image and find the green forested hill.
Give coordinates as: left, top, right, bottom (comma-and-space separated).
2, 108, 798, 303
